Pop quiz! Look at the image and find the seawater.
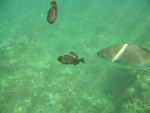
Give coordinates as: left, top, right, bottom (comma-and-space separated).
0, 0, 150, 113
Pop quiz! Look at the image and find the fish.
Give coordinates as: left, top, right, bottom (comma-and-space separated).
47, 0, 57, 24
57, 51, 85, 65
97, 44, 150, 69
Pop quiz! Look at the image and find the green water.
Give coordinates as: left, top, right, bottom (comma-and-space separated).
0, 0, 150, 113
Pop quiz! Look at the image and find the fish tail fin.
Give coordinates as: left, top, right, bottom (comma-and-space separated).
50, 0, 53, 4
80, 58, 85, 64
50, 0, 56, 6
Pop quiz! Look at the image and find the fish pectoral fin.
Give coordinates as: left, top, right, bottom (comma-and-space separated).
69, 51, 78, 58
51, 10, 55, 15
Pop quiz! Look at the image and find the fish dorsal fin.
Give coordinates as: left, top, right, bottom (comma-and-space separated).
69, 51, 78, 58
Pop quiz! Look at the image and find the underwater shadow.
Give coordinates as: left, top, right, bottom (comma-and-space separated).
100, 67, 137, 113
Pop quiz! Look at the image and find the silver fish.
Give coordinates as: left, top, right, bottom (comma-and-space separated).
97, 44, 150, 69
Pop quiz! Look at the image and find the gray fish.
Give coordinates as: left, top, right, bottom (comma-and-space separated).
47, 1, 57, 24
57, 51, 85, 65
97, 44, 150, 69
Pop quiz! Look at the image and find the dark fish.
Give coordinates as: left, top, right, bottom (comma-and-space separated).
57, 51, 85, 65
97, 44, 150, 69
47, 1, 57, 24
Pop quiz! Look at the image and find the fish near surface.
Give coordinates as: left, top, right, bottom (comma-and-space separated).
97, 44, 150, 69
47, 1, 57, 24
57, 51, 85, 65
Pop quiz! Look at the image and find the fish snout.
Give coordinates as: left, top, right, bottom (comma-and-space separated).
57, 56, 62, 62
97, 51, 102, 57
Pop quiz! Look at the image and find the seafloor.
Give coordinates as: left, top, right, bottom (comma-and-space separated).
0, 0, 150, 113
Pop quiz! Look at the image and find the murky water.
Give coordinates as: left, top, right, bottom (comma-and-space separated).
0, 0, 150, 113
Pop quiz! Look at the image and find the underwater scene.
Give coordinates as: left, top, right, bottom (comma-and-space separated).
0, 0, 150, 113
